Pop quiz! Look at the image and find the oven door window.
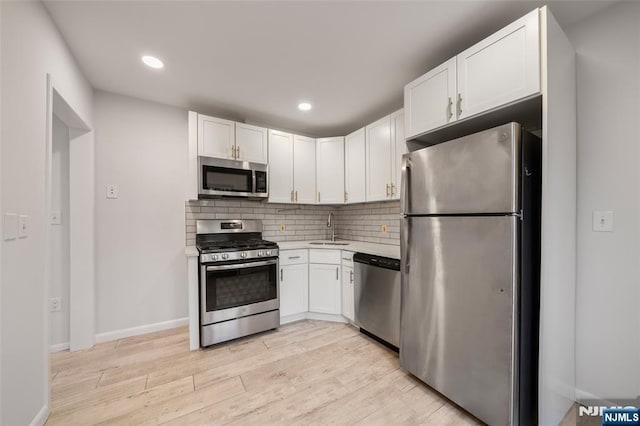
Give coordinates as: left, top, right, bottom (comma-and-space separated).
203, 166, 252, 194
205, 263, 277, 312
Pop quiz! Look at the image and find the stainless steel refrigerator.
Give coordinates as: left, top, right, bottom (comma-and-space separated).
400, 122, 541, 426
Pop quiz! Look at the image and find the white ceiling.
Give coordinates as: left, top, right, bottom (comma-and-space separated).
44, 0, 616, 136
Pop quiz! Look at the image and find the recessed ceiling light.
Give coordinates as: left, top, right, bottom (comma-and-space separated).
142, 55, 164, 69
298, 102, 312, 111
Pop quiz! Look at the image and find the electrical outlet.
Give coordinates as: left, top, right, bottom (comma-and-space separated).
381, 224, 388, 234
280, 224, 286, 232
18, 215, 28, 238
50, 297, 61, 312
106, 185, 119, 199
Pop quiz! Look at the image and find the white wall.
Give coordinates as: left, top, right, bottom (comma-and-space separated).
567, 2, 640, 401
94, 91, 188, 336
0, 2, 93, 424
51, 117, 70, 348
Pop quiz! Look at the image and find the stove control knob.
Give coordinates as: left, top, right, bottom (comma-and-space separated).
266, 250, 271, 256
221, 253, 229, 260
212, 254, 219, 261
258, 251, 264, 257
241, 252, 247, 258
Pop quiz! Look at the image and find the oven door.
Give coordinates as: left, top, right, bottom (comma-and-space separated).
200, 258, 279, 325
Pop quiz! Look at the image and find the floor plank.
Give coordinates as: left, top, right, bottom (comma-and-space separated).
48, 320, 482, 425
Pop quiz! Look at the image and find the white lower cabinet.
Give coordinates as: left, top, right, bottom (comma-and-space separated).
279, 263, 309, 317
341, 265, 354, 321
279, 248, 348, 321
309, 263, 341, 315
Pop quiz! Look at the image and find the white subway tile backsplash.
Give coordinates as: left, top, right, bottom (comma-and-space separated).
185, 199, 400, 247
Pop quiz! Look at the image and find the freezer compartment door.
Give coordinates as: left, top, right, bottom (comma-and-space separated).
400, 215, 518, 426
402, 122, 520, 215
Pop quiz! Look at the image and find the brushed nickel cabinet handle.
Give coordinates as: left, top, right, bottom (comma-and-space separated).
447, 97, 453, 121
232, 145, 236, 159
336, 267, 339, 280
288, 256, 301, 260
318, 192, 321, 203
344, 191, 348, 202
386, 184, 390, 197
391, 183, 395, 196
350, 270, 354, 283
295, 190, 298, 202
457, 93, 463, 117
236, 145, 240, 158
280, 269, 283, 282
290, 190, 294, 202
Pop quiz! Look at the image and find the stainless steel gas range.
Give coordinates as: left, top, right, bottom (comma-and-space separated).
196, 219, 279, 347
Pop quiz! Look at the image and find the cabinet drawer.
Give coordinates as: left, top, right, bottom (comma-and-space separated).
279, 249, 308, 266
309, 249, 341, 265
341, 251, 354, 268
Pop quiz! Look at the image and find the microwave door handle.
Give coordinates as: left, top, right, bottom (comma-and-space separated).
252, 170, 257, 194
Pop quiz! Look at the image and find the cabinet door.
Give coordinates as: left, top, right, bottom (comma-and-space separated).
236, 123, 268, 164
456, 9, 540, 120
268, 130, 294, 203
391, 110, 407, 201
404, 57, 457, 139
197, 114, 235, 159
316, 137, 345, 204
280, 264, 309, 318
341, 265, 354, 321
309, 263, 341, 315
293, 135, 316, 204
344, 128, 366, 204
365, 116, 393, 202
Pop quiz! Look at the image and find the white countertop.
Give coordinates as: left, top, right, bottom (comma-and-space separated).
186, 240, 400, 259
276, 240, 400, 259
185, 246, 199, 257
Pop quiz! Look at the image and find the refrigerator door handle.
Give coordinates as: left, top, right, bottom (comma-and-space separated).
401, 156, 411, 215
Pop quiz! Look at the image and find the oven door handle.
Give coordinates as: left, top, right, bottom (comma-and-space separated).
205, 259, 277, 271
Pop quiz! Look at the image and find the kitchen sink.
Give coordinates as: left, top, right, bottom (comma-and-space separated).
309, 242, 350, 246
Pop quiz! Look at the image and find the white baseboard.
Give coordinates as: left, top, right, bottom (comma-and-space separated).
280, 313, 307, 325
49, 342, 70, 353
574, 388, 615, 406
280, 312, 349, 326
30, 403, 50, 426
95, 317, 189, 343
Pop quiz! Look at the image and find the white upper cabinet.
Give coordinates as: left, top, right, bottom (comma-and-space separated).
456, 9, 540, 119
403, 9, 540, 139
293, 135, 317, 204
197, 114, 235, 159
235, 123, 268, 164
404, 58, 457, 139
366, 116, 393, 202
316, 137, 345, 204
391, 110, 407, 200
344, 128, 366, 204
268, 130, 294, 203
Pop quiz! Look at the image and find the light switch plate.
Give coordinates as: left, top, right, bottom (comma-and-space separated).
593, 210, 614, 232
51, 210, 62, 225
18, 215, 28, 238
4, 213, 17, 240
106, 185, 119, 199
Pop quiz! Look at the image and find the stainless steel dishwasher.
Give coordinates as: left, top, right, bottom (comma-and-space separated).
354, 253, 401, 349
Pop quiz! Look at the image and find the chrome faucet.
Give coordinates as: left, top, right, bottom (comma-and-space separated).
327, 212, 336, 242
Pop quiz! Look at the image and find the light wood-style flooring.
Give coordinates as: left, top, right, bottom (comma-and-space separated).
48, 320, 483, 425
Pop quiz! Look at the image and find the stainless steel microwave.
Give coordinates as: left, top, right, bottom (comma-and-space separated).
198, 156, 268, 199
